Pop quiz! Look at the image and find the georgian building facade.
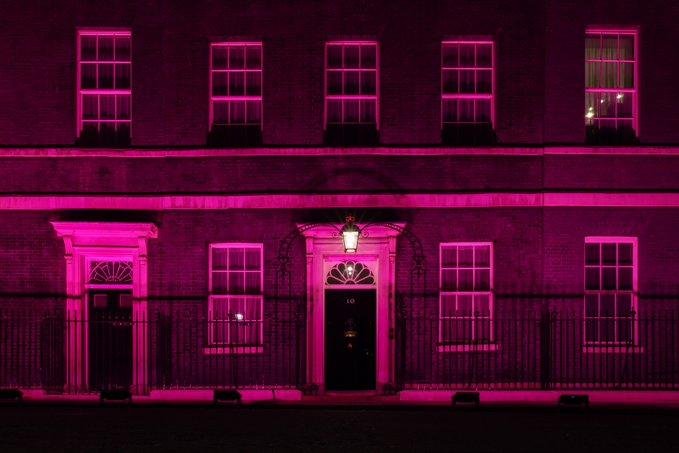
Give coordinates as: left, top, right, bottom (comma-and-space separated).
1, 0, 679, 401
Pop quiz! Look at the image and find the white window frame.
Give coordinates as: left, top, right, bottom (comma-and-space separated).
207, 243, 264, 354
76, 29, 132, 140
438, 242, 496, 351
584, 236, 639, 349
209, 41, 263, 129
324, 40, 380, 128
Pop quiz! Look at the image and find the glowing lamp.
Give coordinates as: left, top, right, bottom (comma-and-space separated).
341, 215, 360, 253
233, 313, 244, 321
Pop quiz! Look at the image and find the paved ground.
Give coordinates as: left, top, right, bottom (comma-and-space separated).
1, 405, 678, 451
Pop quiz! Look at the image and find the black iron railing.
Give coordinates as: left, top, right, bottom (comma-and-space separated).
2, 298, 679, 392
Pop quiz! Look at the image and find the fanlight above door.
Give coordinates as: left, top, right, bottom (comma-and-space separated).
326, 261, 375, 285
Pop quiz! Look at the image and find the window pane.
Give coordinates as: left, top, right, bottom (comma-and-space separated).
585, 267, 600, 290
229, 101, 246, 124
585, 61, 599, 88
586, 244, 601, 265
440, 294, 456, 317
212, 248, 228, 270
98, 63, 114, 89
343, 99, 359, 123
441, 246, 457, 267
459, 44, 474, 66
245, 272, 260, 294
475, 245, 490, 267
442, 70, 459, 94
344, 71, 359, 95
344, 45, 359, 68
213, 101, 228, 124
212, 73, 227, 96
114, 63, 130, 89
476, 70, 492, 93
617, 293, 633, 317
585, 319, 597, 342
212, 273, 228, 293
459, 70, 475, 93
442, 99, 457, 122
82, 95, 98, 119
116, 95, 130, 120
475, 269, 490, 291
98, 36, 114, 60
115, 36, 131, 61
212, 46, 228, 69
228, 72, 245, 96
458, 100, 474, 122
100, 95, 115, 119
585, 35, 600, 60
617, 93, 633, 118
457, 294, 473, 315
617, 319, 633, 343
476, 99, 491, 123
618, 243, 633, 265
229, 272, 245, 294
475, 294, 490, 316
618, 267, 633, 290
458, 269, 473, 291
244, 248, 261, 270
327, 71, 342, 95
600, 294, 615, 317
585, 294, 599, 317
245, 46, 262, 69
441, 269, 457, 291
229, 46, 245, 69
602, 243, 617, 264
602, 267, 617, 290
602, 62, 617, 88
228, 248, 245, 269
326, 99, 341, 123
600, 319, 615, 342
246, 100, 261, 124
458, 246, 474, 266
619, 36, 634, 60
245, 71, 261, 96
327, 45, 342, 69
360, 45, 376, 68
81, 36, 97, 60
360, 71, 376, 95
81, 63, 97, 89
442, 44, 459, 67
620, 63, 634, 88
602, 36, 617, 59
476, 44, 492, 67
359, 99, 376, 123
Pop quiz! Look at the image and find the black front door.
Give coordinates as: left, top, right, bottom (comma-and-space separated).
325, 289, 376, 390
89, 290, 133, 391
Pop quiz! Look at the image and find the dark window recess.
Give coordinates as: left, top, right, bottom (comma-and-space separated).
324, 124, 379, 146
586, 124, 639, 145
207, 125, 262, 147
442, 123, 497, 146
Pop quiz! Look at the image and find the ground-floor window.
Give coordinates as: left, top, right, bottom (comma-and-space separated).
208, 243, 264, 348
439, 242, 493, 344
584, 237, 638, 344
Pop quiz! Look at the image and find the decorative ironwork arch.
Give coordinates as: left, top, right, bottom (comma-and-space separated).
325, 261, 375, 285
88, 261, 133, 284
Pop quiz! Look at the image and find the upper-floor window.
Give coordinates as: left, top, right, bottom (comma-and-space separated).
325, 41, 379, 144
584, 237, 637, 345
585, 29, 638, 144
77, 30, 131, 146
439, 242, 494, 346
441, 40, 495, 144
208, 243, 264, 352
209, 42, 263, 145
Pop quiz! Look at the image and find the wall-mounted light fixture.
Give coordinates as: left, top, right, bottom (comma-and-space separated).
341, 215, 360, 253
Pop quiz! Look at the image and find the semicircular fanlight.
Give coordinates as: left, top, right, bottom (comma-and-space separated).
88, 261, 133, 284
326, 261, 375, 285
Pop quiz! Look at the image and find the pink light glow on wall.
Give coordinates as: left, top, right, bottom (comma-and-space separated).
324, 41, 380, 128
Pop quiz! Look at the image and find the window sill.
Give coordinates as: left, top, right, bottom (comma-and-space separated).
202, 346, 264, 355
582, 345, 644, 354
437, 343, 500, 353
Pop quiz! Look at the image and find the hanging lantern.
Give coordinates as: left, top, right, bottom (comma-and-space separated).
341, 215, 360, 253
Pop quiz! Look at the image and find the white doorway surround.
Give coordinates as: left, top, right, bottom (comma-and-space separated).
51, 222, 158, 394
298, 222, 404, 393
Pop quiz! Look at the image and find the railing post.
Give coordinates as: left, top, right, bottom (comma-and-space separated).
539, 309, 554, 390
